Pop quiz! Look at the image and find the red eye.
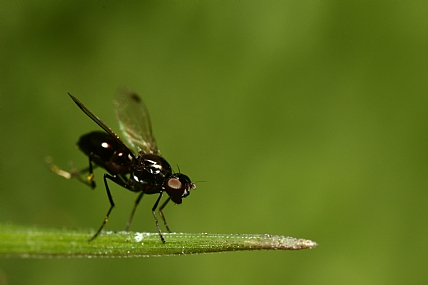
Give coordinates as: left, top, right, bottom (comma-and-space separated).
167, 178, 182, 190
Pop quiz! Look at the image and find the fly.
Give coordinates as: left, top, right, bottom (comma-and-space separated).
47, 88, 196, 243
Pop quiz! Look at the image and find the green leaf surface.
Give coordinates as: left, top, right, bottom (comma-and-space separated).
0, 223, 317, 258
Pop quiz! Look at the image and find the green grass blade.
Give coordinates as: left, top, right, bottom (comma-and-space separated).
0, 223, 317, 258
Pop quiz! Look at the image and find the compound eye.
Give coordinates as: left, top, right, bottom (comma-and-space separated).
165, 174, 193, 202
167, 178, 183, 192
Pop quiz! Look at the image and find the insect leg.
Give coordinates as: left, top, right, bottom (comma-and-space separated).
124, 192, 144, 231
86, 156, 96, 188
158, 197, 171, 233
88, 173, 122, 242
151, 193, 166, 243
45, 156, 97, 188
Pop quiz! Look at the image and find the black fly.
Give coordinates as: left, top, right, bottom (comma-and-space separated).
47, 88, 196, 243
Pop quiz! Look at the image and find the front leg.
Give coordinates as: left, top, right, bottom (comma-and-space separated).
159, 197, 172, 233
151, 192, 166, 243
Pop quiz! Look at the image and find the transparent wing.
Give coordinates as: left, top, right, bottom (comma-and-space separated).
114, 88, 159, 154
68, 92, 136, 160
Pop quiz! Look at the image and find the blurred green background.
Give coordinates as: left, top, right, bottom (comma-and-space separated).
1, 2, 428, 284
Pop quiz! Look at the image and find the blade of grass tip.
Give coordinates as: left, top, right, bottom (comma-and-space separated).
0, 223, 317, 258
